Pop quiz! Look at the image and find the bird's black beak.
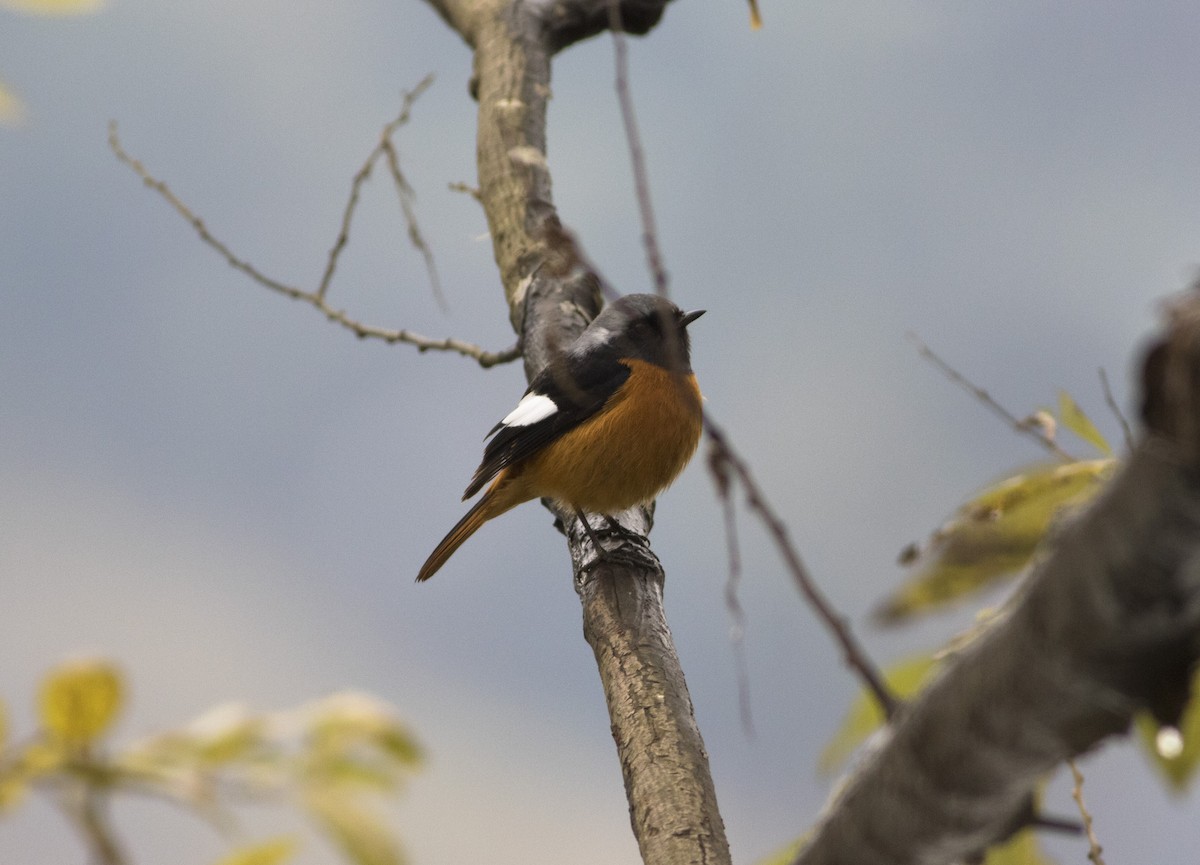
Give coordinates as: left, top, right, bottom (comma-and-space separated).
681, 309, 706, 327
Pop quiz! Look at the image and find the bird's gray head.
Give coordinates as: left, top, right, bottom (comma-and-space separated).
575, 293, 705, 372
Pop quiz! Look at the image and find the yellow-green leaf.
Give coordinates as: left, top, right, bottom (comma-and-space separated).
876, 460, 1115, 624
305, 790, 404, 865
1058, 391, 1112, 456
307, 692, 422, 768
38, 658, 124, 746
181, 703, 268, 764
819, 654, 939, 773
754, 835, 806, 865
985, 828, 1057, 865
0, 80, 25, 126
1135, 667, 1200, 792
211, 836, 299, 865
0, 0, 105, 15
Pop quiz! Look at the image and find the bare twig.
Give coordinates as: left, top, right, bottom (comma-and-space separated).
1068, 760, 1107, 865
608, 0, 669, 297
447, 181, 482, 202
908, 333, 1077, 461
708, 440, 756, 737
1099, 367, 1134, 451
108, 79, 511, 367
704, 414, 899, 720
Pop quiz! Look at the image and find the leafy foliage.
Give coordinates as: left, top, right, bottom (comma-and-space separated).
877, 458, 1115, 624
0, 659, 421, 865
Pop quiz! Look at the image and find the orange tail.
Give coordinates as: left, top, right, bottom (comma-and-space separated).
416, 474, 526, 582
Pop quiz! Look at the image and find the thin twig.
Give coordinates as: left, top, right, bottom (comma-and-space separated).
704, 413, 899, 720
1098, 367, 1134, 451
908, 333, 1077, 461
1068, 759, 1107, 865
708, 440, 756, 737
381, 136, 444, 309
319, 75, 440, 305
608, 0, 669, 297
108, 113, 518, 368
447, 180, 482, 202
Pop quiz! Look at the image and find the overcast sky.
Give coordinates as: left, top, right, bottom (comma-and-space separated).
3, 2, 1198, 863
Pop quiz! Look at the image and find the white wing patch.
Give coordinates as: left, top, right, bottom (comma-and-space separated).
501, 392, 558, 428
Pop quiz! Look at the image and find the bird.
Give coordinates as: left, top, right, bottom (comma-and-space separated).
416, 293, 705, 582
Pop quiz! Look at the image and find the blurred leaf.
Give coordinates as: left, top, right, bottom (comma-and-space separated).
819, 654, 939, 773
0, 0, 105, 15
1135, 667, 1200, 792
307, 692, 422, 768
0, 700, 25, 811
877, 460, 1115, 624
985, 828, 1057, 865
754, 834, 806, 865
1057, 391, 1112, 455
305, 790, 404, 865
0, 80, 25, 126
39, 658, 124, 746
212, 836, 298, 865
182, 703, 270, 764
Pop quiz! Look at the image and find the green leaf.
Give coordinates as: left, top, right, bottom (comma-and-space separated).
1057, 391, 1112, 455
1135, 666, 1200, 792
305, 790, 404, 865
212, 837, 299, 865
754, 835, 807, 865
876, 460, 1115, 624
985, 828, 1057, 865
307, 692, 422, 768
38, 658, 125, 746
819, 654, 939, 773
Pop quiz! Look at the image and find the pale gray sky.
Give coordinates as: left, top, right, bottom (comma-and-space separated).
2, 2, 1198, 863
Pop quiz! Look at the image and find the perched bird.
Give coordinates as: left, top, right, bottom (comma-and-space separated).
416, 293, 705, 582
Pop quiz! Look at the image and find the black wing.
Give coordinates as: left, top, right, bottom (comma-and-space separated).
461, 352, 630, 499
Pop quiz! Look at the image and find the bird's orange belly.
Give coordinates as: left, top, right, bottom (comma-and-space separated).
522, 360, 703, 513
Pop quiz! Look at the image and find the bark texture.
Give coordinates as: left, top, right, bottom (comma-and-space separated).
793, 291, 1200, 865
420, 2, 728, 863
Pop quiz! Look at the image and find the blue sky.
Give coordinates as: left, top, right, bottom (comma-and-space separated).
2, 2, 1198, 863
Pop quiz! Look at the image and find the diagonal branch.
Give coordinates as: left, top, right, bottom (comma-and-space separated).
420, 2, 725, 864
793, 289, 1200, 865
108, 91, 517, 367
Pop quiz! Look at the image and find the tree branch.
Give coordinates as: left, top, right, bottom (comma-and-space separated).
108, 97, 518, 367
422, 1, 728, 863
793, 290, 1200, 865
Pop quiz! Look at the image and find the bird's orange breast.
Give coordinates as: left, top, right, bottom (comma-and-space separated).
519, 359, 703, 513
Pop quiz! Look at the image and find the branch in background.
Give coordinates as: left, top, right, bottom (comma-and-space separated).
1099, 366, 1134, 451
908, 332, 1078, 461
318, 75, 443, 309
1068, 760, 1107, 865
705, 416, 900, 721
108, 90, 518, 368
608, 0, 669, 296
792, 290, 1200, 865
